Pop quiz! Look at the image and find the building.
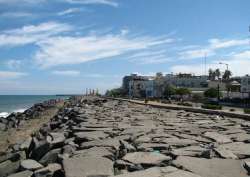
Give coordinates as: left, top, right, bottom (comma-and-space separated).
241, 75, 250, 93
165, 74, 208, 90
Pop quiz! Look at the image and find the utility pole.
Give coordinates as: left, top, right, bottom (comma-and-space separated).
204, 53, 207, 76
219, 62, 229, 71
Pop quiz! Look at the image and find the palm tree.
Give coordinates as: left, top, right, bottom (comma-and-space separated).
208, 69, 216, 81
215, 69, 221, 80
222, 70, 232, 81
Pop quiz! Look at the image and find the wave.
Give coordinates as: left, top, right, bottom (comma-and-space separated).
0, 108, 27, 118
0, 112, 9, 118
13, 109, 26, 113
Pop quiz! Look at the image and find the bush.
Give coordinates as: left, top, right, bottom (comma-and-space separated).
177, 102, 192, 107
204, 88, 222, 98
244, 108, 250, 114
229, 108, 235, 112
201, 104, 222, 110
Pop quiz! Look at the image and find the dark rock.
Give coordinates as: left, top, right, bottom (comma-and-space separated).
39, 148, 61, 166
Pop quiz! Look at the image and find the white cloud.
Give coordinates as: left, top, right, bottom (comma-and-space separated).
171, 49, 250, 76
52, 70, 80, 76
0, 12, 33, 18
0, 71, 27, 79
57, 8, 85, 16
179, 48, 215, 60
0, 22, 72, 47
0, 0, 45, 4
62, 0, 118, 7
6, 60, 23, 69
209, 38, 249, 50
128, 50, 173, 64
179, 38, 249, 60
34, 34, 173, 68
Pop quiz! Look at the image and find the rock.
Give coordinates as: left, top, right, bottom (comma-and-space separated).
30, 139, 50, 161
8, 170, 33, 177
74, 146, 114, 160
74, 131, 108, 142
137, 143, 170, 151
113, 166, 201, 177
0, 151, 25, 163
171, 145, 208, 157
39, 148, 61, 166
203, 132, 232, 144
122, 152, 171, 166
219, 142, 250, 158
173, 156, 248, 177
20, 137, 32, 151
214, 147, 238, 159
21, 159, 43, 171
34, 163, 62, 177
46, 133, 65, 148
0, 160, 20, 177
63, 156, 113, 177
243, 160, 250, 174
80, 138, 120, 150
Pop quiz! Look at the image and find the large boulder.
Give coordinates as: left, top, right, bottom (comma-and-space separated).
33, 163, 62, 177
39, 148, 61, 166
122, 152, 171, 166
203, 132, 232, 144
63, 156, 113, 177
219, 142, 250, 158
0, 160, 20, 177
30, 139, 50, 161
21, 159, 43, 171
8, 170, 33, 177
173, 156, 248, 177
113, 166, 201, 177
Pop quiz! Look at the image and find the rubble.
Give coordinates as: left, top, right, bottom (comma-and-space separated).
1, 96, 250, 177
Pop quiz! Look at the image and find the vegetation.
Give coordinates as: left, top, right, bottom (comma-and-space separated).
244, 108, 250, 114
201, 104, 222, 110
105, 88, 126, 97
177, 102, 193, 107
229, 108, 235, 112
192, 93, 203, 102
163, 85, 176, 98
175, 87, 191, 96
222, 70, 232, 80
208, 68, 221, 81
204, 88, 221, 98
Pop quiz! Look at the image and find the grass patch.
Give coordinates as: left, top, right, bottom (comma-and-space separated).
201, 104, 222, 110
244, 108, 250, 114
177, 102, 193, 107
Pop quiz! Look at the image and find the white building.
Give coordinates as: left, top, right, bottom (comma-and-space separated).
241, 75, 250, 93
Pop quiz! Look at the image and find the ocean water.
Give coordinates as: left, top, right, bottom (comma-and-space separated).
0, 95, 68, 118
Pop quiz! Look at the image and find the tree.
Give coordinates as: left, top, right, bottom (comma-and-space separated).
222, 70, 232, 81
175, 88, 191, 96
105, 88, 126, 97
208, 69, 216, 81
215, 69, 221, 80
163, 85, 176, 98
204, 88, 221, 98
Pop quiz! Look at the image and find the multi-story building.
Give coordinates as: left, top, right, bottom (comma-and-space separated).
241, 75, 250, 93
165, 74, 208, 90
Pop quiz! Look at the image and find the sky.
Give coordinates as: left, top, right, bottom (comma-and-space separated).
0, 0, 250, 94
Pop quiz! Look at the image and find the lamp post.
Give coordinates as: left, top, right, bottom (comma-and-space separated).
219, 62, 229, 71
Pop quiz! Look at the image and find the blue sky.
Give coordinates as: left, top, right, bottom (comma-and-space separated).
0, 0, 250, 94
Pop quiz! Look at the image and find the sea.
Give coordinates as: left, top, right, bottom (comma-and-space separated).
0, 95, 69, 118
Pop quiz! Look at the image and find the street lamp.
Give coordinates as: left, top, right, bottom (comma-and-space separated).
219, 62, 229, 71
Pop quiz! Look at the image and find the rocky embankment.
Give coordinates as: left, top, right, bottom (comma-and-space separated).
0, 99, 62, 131
1, 96, 250, 177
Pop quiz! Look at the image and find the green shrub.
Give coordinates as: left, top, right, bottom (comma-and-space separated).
244, 108, 250, 114
201, 104, 222, 110
177, 102, 192, 107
